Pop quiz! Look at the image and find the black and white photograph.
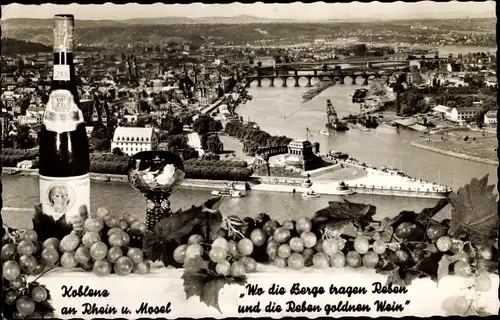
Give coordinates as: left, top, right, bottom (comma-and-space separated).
0, 1, 498, 318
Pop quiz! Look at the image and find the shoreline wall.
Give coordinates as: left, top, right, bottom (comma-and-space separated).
410, 141, 498, 166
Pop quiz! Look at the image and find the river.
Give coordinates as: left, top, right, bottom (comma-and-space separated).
1, 45, 497, 227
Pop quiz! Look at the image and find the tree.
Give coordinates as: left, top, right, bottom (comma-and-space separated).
16, 125, 35, 149
161, 116, 183, 134
112, 147, 124, 156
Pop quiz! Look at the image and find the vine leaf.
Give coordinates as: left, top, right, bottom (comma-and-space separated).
181, 256, 247, 313
312, 200, 376, 231
448, 175, 498, 246
437, 255, 458, 284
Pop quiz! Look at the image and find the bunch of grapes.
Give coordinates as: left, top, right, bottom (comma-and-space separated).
71, 207, 150, 276
172, 233, 258, 277
2, 229, 53, 319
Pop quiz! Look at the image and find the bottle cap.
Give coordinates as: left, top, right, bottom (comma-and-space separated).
53, 14, 75, 53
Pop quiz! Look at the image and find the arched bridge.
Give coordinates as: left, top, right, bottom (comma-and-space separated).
246, 68, 398, 87
254, 146, 289, 163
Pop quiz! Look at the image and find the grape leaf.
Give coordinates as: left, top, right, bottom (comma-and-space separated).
312, 199, 376, 231
476, 307, 494, 316
182, 257, 247, 313
415, 198, 450, 223
448, 175, 498, 246
411, 251, 444, 281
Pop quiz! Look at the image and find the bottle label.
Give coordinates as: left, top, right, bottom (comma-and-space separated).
40, 174, 90, 225
53, 64, 71, 81
43, 89, 83, 133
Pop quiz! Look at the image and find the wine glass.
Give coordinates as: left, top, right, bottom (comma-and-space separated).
127, 151, 185, 230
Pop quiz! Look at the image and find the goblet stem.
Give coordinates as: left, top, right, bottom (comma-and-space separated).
144, 193, 172, 230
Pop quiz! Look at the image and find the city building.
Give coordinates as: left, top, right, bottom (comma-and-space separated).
111, 127, 158, 156
484, 110, 497, 125
448, 107, 477, 124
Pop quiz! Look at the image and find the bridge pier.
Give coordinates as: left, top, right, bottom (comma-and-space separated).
282, 77, 287, 88
294, 76, 300, 87
269, 77, 274, 87
294, 70, 299, 77
306, 77, 312, 87
257, 78, 262, 87
351, 77, 357, 85
363, 77, 369, 85
339, 77, 345, 85
313, 70, 317, 76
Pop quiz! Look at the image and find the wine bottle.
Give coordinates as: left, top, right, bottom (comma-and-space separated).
39, 15, 90, 231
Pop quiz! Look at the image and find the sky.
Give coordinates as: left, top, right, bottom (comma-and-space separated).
1, 2, 496, 21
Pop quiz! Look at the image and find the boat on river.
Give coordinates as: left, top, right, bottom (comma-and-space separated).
328, 150, 349, 159
331, 181, 356, 195
302, 190, 321, 199
319, 130, 330, 136
211, 189, 244, 198
325, 100, 349, 131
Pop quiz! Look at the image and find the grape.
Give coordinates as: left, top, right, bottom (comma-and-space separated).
296, 217, 312, 233
108, 233, 126, 247
107, 228, 122, 237
453, 296, 470, 315
227, 240, 239, 258
240, 257, 257, 273
93, 260, 112, 276
126, 247, 143, 264
302, 248, 315, 267
278, 244, 292, 259
474, 274, 492, 292
11, 276, 26, 290
41, 247, 59, 266
96, 207, 111, 219
84, 218, 104, 232
263, 220, 279, 236
282, 220, 295, 231
362, 251, 379, 268
346, 251, 362, 268
478, 245, 494, 260
19, 229, 38, 243
82, 231, 101, 248
334, 237, 346, 251
411, 248, 426, 264
185, 244, 204, 261
17, 240, 35, 256
314, 239, 323, 252
132, 261, 150, 274
288, 253, 305, 270
19, 255, 37, 273
426, 223, 444, 240
379, 231, 392, 243
289, 237, 304, 253
124, 213, 139, 224
90, 242, 108, 261
5, 255, 23, 275
16, 295, 36, 316
130, 221, 147, 235
1, 243, 17, 261
209, 246, 227, 263
31, 286, 48, 302
436, 236, 452, 252
42, 237, 60, 250
75, 246, 91, 265
267, 239, 280, 249
81, 260, 94, 271
272, 256, 287, 268
120, 232, 130, 246
59, 234, 80, 252
119, 219, 129, 231
5, 288, 19, 305
106, 246, 124, 264
353, 235, 369, 254
215, 260, 231, 276
250, 229, 267, 247
453, 261, 472, 277
312, 252, 330, 268
237, 238, 254, 256
230, 261, 246, 277
395, 249, 410, 264
322, 238, 339, 256
372, 240, 387, 254
32, 242, 41, 255
104, 215, 121, 228
114, 256, 134, 275
300, 232, 317, 248
395, 222, 415, 239
266, 244, 278, 260
330, 252, 346, 268
273, 227, 291, 243
212, 237, 229, 251
173, 244, 188, 264
60, 252, 78, 269
188, 234, 205, 245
